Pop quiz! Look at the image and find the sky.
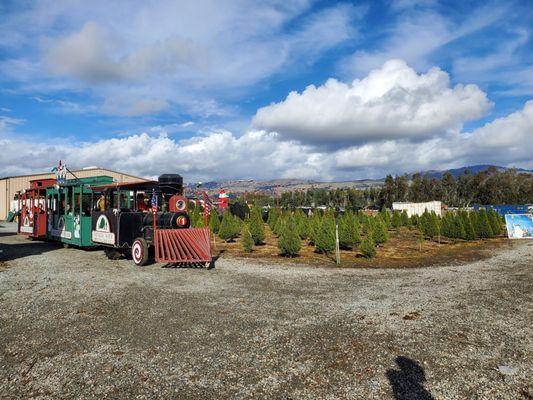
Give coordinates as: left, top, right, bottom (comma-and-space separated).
0, 0, 532, 181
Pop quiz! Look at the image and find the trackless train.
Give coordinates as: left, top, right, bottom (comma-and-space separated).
16, 173, 212, 267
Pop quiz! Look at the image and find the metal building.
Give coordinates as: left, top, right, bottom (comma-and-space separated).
0, 167, 147, 221
392, 201, 442, 217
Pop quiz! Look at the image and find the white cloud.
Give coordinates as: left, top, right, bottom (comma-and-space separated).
1, 100, 531, 181
339, 4, 508, 76
0, 1, 360, 117
253, 59, 491, 144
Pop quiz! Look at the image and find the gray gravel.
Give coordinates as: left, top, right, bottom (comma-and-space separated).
0, 222, 532, 399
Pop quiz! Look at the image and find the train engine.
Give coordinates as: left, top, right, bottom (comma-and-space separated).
90, 174, 211, 266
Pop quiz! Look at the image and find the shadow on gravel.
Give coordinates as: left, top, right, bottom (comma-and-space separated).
386, 356, 434, 400
0, 231, 17, 237
0, 241, 61, 262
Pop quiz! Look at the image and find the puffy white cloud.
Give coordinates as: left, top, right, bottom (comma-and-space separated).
1, 100, 531, 181
253, 60, 491, 144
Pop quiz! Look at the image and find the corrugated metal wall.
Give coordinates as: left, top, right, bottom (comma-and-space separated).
0, 168, 147, 220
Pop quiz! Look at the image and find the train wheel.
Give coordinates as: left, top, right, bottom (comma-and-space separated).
132, 237, 149, 266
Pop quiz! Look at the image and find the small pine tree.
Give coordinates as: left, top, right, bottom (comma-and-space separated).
441, 213, 453, 238
373, 216, 389, 245
380, 208, 391, 229
191, 204, 202, 227
391, 211, 402, 229
488, 209, 502, 236
315, 212, 335, 254
208, 211, 220, 234
273, 214, 285, 236
401, 211, 410, 227
218, 211, 239, 242
338, 211, 361, 250
249, 207, 265, 245
360, 233, 376, 258
465, 212, 478, 240
241, 224, 254, 252
476, 209, 493, 239
278, 217, 301, 257
308, 213, 322, 245
452, 214, 466, 240
267, 208, 280, 230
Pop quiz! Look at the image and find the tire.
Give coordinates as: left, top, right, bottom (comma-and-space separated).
104, 248, 122, 260
131, 237, 149, 266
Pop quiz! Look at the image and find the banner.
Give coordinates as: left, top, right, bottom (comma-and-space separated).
505, 214, 533, 239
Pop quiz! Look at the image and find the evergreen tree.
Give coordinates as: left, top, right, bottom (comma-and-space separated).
380, 208, 391, 229
273, 214, 285, 236
476, 209, 493, 239
208, 211, 220, 234
360, 233, 376, 258
441, 213, 453, 238
278, 217, 301, 257
191, 204, 202, 227
452, 214, 466, 240
241, 224, 254, 252
488, 209, 502, 236
315, 212, 335, 254
391, 211, 402, 229
338, 211, 361, 250
373, 216, 389, 245
249, 207, 265, 245
401, 211, 410, 227
308, 213, 322, 245
267, 208, 280, 230
465, 212, 478, 240
218, 211, 239, 242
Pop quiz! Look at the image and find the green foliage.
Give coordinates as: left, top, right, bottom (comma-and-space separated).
294, 209, 310, 239
249, 207, 265, 245
419, 210, 440, 240
190, 204, 202, 227
308, 213, 322, 245
273, 214, 285, 236
278, 217, 301, 257
380, 208, 391, 228
372, 216, 389, 245
475, 209, 493, 239
391, 211, 402, 229
401, 211, 410, 227
267, 208, 280, 230
338, 211, 361, 250
241, 224, 254, 252
314, 212, 335, 254
441, 213, 453, 238
452, 214, 466, 240
360, 233, 376, 258
208, 211, 220, 234
487, 208, 502, 236
218, 211, 239, 242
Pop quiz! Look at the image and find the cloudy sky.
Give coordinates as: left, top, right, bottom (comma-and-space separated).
0, 0, 531, 181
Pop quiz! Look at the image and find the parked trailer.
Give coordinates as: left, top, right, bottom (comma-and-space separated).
17, 178, 57, 239
46, 176, 114, 247
89, 174, 212, 267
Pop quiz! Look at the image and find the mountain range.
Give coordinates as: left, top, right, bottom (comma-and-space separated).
189, 165, 532, 194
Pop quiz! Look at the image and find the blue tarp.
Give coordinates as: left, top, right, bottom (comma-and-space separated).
473, 204, 532, 216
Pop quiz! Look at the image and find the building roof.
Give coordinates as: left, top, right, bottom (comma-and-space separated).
0, 167, 148, 181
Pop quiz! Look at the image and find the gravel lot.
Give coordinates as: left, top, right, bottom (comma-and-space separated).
0, 222, 532, 399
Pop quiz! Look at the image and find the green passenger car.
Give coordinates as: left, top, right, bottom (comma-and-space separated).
46, 176, 114, 247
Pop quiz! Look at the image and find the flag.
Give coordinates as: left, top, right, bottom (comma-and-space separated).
203, 192, 213, 215
151, 189, 158, 213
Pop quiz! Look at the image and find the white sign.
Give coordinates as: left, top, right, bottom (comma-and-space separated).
20, 226, 33, 233
92, 215, 115, 244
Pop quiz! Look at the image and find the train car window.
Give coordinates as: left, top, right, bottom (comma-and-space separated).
82, 194, 91, 216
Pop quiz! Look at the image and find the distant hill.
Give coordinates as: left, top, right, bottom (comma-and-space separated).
186, 165, 532, 195
417, 165, 533, 179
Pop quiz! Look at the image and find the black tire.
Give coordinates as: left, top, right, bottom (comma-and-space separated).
104, 248, 122, 260
131, 237, 149, 266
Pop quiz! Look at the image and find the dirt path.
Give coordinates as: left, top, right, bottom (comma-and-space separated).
1, 223, 532, 399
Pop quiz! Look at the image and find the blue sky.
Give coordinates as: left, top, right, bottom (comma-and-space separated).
0, 0, 531, 180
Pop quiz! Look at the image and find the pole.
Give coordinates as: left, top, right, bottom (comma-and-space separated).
335, 221, 340, 265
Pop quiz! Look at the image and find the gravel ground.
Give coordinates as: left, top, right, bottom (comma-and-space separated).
0, 222, 532, 399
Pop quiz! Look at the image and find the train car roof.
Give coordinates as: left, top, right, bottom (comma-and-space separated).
89, 180, 159, 191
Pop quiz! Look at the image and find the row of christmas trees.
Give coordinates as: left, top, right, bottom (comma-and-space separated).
189, 205, 504, 258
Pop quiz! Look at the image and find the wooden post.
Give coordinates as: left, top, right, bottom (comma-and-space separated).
335, 221, 340, 265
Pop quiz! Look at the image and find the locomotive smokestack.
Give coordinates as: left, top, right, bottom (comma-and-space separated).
158, 174, 183, 194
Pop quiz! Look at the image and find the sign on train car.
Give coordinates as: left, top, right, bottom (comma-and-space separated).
46, 176, 114, 246
18, 178, 57, 239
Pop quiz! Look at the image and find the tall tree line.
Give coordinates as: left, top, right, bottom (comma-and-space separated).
276, 168, 532, 209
